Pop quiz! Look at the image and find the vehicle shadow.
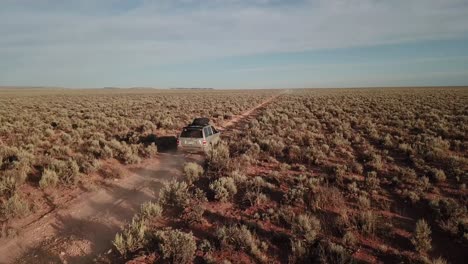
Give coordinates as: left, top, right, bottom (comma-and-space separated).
140, 134, 177, 153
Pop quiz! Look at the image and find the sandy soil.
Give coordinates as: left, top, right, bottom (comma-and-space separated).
0, 91, 284, 264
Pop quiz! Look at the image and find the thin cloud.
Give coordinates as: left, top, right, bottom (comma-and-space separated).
1, 0, 467, 87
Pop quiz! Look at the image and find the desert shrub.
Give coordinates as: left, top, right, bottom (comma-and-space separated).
289, 239, 308, 264
365, 171, 380, 190
100, 166, 125, 179
154, 229, 197, 264
75, 154, 101, 174
419, 176, 431, 190
429, 198, 467, 237
0, 147, 32, 186
140, 201, 163, 219
243, 176, 272, 206
367, 153, 383, 171
351, 162, 364, 175
49, 159, 80, 185
159, 180, 190, 210
289, 239, 354, 264
193, 188, 208, 203
347, 181, 359, 194
311, 186, 346, 212
209, 177, 237, 202
314, 241, 354, 264
121, 144, 141, 164
139, 143, 158, 158
328, 164, 347, 184
198, 239, 214, 255
206, 141, 230, 173
113, 217, 147, 257
244, 190, 268, 206
0, 194, 30, 219
216, 225, 267, 262
398, 167, 418, 183
429, 257, 448, 264
357, 195, 371, 210
39, 169, 59, 189
429, 168, 446, 182
284, 185, 306, 205
342, 231, 357, 246
181, 204, 205, 225
183, 162, 204, 184
292, 214, 321, 242
411, 219, 432, 254
261, 138, 285, 157
271, 206, 296, 228
108, 140, 141, 164
279, 162, 292, 172
0, 176, 17, 197
402, 189, 421, 204
287, 145, 303, 163
357, 210, 378, 235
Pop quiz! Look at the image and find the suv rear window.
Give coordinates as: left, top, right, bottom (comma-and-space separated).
180, 127, 203, 138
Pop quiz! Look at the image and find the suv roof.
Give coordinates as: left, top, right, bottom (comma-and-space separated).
191, 117, 210, 126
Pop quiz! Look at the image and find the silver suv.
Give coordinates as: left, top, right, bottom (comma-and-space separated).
177, 118, 220, 152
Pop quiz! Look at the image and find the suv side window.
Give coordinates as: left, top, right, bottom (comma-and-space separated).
211, 126, 218, 134
207, 126, 213, 136
203, 127, 212, 137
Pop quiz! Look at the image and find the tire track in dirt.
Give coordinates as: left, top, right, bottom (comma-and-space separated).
0, 90, 286, 264
219, 89, 288, 131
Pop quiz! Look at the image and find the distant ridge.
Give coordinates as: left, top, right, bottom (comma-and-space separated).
170, 87, 214, 90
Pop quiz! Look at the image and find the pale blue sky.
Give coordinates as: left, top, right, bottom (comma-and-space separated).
1, 0, 468, 88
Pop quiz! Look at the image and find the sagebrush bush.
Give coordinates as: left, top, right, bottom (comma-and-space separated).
183, 162, 204, 184
411, 219, 432, 254
284, 185, 306, 205
159, 180, 190, 210
182, 204, 205, 225
342, 231, 357, 246
365, 171, 380, 190
140, 201, 163, 219
0, 194, 30, 219
49, 159, 80, 185
216, 225, 267, 262
429, 168, 446, 182
357, 210, 378, 235
0, 176, 17, 197
292, 214, 321, 242
206, 141, 230, 173
140, 143, 158, 158
39, 169, 59, 188
315, 241, 354, 264
209, 177, 237, 202
113, 217, 147, 257
357, 195, 371, 210
155, 229, 197, 264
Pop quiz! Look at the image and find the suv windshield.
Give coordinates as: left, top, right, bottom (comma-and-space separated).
180, 127, 203, 138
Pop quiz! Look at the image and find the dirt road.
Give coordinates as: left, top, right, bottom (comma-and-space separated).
0, 91, 284, 264
0, 153, 200, 264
